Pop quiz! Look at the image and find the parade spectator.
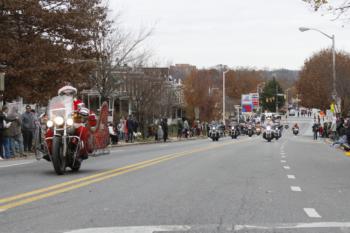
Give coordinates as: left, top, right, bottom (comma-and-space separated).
312, 121, 319, 140
161, 118, 168, 142
21, 105, 36, 152
157, 124, 163, 142
8, 106, 25, 157
2, 106, 13, 159
347, 123, 350, 145
127, 115, 134, 143
0, 108, 5, 159
31, 109, 40, 152
331, 122, 348, 147
118, 118, 124, 141
108, 123, 118, 145
123, 118, 128, 142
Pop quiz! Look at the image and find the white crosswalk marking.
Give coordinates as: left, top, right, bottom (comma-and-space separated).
291, 186, 302, 192
304, 208, 322, 218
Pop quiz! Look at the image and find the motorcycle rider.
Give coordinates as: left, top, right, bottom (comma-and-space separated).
293, 123, 299, 129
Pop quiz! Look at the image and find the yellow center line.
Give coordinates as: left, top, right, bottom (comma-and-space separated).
0, 138, 253, 211
0, 153, 181, 205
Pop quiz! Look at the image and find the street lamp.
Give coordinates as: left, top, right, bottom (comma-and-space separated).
299, 27, 337, 105
223, 70, 229, 124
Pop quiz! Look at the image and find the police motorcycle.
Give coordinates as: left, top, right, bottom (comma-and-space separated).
271, 117, 283, 140
239, 122, 248, 135
263, 124, 274, 142
274, 124, 282, 140
208, 122, 223, 141
247, 122, 254, 137
229, 121, 240, 139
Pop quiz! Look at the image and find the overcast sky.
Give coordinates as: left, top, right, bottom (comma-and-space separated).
109, 0, 350, 70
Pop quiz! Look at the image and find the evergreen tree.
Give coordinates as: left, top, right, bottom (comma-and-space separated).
260, 77, 285, 112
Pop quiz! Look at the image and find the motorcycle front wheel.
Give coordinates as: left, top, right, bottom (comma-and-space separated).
52, 137, 66, 175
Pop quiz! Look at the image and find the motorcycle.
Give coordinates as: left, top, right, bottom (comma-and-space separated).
209, 124, 222, 141
292, 127, 299, 135
263, 125, 274, 142
229, 125, 239, 139
255, 126, 261, 136
247, 124, 254, 137
274, 125, 282, 140
37, 95, 109, 175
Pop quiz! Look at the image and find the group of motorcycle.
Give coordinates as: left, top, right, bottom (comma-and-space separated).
208, 121, 262, 141
208, 119, 299, 142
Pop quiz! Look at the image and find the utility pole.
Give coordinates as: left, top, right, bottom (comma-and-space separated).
275, 83, 278, 114
223, 70, 229, 124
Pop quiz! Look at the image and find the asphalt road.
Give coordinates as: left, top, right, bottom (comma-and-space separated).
1, 117, 350, 233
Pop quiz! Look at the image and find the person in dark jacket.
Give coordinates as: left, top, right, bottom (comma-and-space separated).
2, 106, 13, 158
0, 108, 5, 159
161, 118, 168, 142
21, 105, 36, 152
127, 115, 134, 143
312, 121, 319, 140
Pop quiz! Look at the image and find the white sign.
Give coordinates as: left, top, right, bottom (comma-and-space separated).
241, 94, 252, 105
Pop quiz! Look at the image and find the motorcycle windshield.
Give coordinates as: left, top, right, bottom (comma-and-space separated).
48, 96, 73, 121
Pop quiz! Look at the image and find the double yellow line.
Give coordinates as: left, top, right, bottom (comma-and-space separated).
0, 139, 249, 212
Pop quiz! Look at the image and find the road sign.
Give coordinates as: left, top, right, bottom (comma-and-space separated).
241, 94, 252, 105
250, 93, 259, 109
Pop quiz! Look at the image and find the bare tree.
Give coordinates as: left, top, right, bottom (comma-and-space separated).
126, 74, 166, 138
303, 0, 350, 21
90, 19, 153, 101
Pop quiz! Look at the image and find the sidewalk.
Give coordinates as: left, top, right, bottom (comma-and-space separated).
0, 136, 208, 162
0, 152, 36, 161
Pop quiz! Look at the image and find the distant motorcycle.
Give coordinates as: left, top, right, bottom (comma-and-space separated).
209, 124, 222, 141
247, 124, 254, 137
229, 125, 239, 139
263, 125, 274, 142
292, 127, 299, 135
274, 125, 282, 140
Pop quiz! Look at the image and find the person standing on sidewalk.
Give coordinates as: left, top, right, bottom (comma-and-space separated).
161, 118, 168, 142
2, 106, 13, 159
312, 121, 319, 140
123, 117, 129, 142
8, 106, 25, 157
21, 105, 36, 152
127, 115, 134, 143
0, 108, 5, 159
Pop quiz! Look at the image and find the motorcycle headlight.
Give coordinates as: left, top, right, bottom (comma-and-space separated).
213, 127, 216, 130
47, 120, 53, 128
66, 118, 74, 126
54, 116, 64, 126
231, 126, 234, 130
266, 126, 271, 131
